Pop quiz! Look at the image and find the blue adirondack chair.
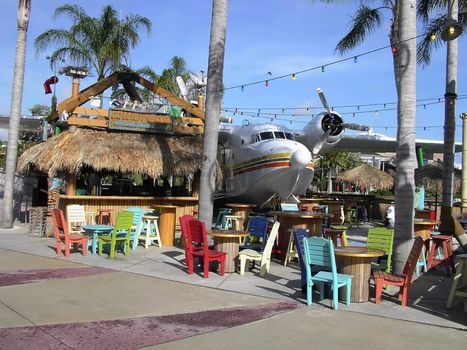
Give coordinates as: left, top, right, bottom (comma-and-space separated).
293, 228, 308, 294
303, 236, 353, 310
241, 216, 269, 252
127, 207, 145, 250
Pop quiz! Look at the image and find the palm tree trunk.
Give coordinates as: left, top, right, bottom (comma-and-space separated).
440, 0, 459, 219
199, 0, 228, 227
393, 0, 417, 274
0, 0, 31, 228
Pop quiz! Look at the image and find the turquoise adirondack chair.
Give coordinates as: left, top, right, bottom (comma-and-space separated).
98, 211, 134, 258
215, 208, 232, 229
303, 236, 352, 310
367, 227, 394, 273
127, 207, 145, 250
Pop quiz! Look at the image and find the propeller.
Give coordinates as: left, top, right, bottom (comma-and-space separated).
312, 128, 332, 155
342, 123, 369, 132
317, 88, 331, 114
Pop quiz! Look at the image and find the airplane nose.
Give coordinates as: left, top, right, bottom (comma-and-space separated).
290, 150, 311, 169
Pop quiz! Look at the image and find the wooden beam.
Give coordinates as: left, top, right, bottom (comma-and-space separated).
122, 81, 143, 102
73, 107, 109, 117
67, 116, 108, 128
125, 73, 205, 120
50, 73, 119, 122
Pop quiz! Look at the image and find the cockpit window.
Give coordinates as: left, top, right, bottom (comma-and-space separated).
274, 131, 285, 139
285, 133, 294, 140
260, 131, 274, 140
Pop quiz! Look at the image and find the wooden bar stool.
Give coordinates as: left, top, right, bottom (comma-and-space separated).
446, 254, 467, 309
139, 215, 161, 248
98, 209, 114, 225
427, 235, 455, 276
323, 228, 347, 247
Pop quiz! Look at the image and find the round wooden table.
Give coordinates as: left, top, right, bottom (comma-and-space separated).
334, 246, 385, 303
269, 211, 326, 259
207, 230, 249, 273
225, 203, 257, 230
152, 204, 178, 247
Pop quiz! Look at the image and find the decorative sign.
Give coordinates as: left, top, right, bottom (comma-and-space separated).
108, 109, 172, 133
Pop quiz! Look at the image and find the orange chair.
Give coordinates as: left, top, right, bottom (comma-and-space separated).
373, 236, 424, 306
51, 209, 87, 258
185, 219, 227, 278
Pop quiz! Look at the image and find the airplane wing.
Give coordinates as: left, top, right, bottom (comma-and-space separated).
320, 131, 462, 154
0, 115, 42, 131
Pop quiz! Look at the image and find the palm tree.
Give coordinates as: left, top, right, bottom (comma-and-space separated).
418, 0, 465, 249
111, 56, 193, 103
320, 0, 416, 273
316, 152, 362, 192
35, 4, 151, 80
393, 1, 417, 274
199, 0, 228, 227
1, 0, 31, 228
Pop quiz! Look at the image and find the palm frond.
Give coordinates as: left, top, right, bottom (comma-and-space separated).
335, 5, 384, 55
417, 15, 447, 65
417, 0, 449, 22
54, 4, 87, 22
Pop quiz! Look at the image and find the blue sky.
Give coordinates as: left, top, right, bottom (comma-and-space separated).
1, 0, 466, 145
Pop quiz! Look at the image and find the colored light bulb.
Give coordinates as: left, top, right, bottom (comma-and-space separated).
292, 74, 296, 80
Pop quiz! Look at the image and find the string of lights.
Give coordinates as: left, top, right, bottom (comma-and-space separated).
225, 110, 463, 131
209, 33, 428, 94
222, 95, 467, 119
223, 94, 467, 112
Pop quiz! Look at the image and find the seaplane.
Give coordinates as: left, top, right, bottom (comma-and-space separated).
215, 88, 459, 207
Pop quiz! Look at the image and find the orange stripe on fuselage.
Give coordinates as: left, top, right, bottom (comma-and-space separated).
234, 161, 291, 176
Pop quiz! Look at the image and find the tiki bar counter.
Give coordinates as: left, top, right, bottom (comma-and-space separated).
16, 71, 222, 241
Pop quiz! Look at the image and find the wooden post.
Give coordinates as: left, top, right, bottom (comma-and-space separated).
72, 77, 80, 97
66, 172, 76, 195
70, 77, 80, 118
198, 95, 204, 111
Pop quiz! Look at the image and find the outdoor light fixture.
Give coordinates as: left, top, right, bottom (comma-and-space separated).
441, 18, 463, 41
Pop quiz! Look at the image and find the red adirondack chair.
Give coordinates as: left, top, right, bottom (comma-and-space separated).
179, 215, 202, 274
51, 208, 87, 257
373, 236, 424, 306
185, 219, 226, 278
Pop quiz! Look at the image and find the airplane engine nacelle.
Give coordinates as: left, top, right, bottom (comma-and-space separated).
302, 112, 344, 149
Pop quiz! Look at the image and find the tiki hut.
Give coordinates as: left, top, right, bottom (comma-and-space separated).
415, 161, 461, 194
336, 163, 394, 191
17, 128, 222, 180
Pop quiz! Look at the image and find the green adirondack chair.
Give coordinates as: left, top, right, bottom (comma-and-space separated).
98, 211, 134, 258
367, 227, 394, 273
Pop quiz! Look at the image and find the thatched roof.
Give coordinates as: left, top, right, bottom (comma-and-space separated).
415, 161, 461, 193
17, 128, 222, 179
336, 163, 394, 190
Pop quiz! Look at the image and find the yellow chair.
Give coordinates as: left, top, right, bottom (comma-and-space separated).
239, 222, 280, 276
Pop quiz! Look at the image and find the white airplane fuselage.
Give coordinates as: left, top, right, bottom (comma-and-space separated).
222, 123, 314, 206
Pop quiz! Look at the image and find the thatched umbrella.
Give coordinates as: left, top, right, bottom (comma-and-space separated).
415, 161, 461, 194
17, 128, 223, 180
336, 163, 394, 190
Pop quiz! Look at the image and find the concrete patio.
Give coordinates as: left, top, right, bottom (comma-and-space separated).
0, 222, 465, 349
